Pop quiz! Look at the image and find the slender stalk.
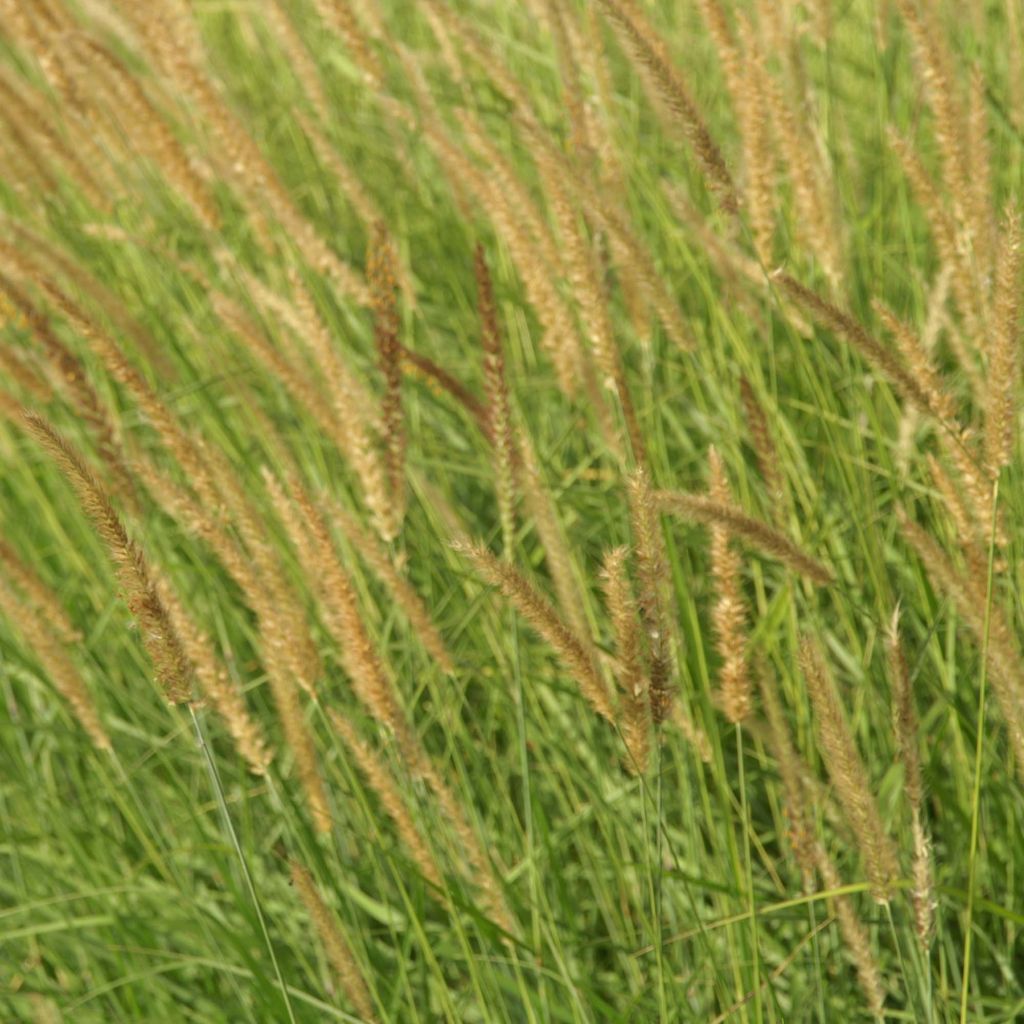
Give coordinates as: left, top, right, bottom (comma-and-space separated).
653, 741, 670, 1020
189, 706, 298, 1024
737, 723, 762, 1023
959, 479, 1000, 1024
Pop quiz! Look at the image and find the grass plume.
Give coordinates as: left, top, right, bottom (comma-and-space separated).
799, 637, 899, 902
24, 413, 194, 704
455, 538, 616, 723
657, 488, 833, 585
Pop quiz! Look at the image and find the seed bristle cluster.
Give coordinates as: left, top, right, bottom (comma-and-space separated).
599, 545, 650, 773
25, 413, 194, 705
627, 466, 675, 724
708, 448, 752, 724
457, 537, 615, 724
799, 638, 899, 902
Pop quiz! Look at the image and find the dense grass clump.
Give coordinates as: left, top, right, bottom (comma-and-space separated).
2, 1, 1023, 1021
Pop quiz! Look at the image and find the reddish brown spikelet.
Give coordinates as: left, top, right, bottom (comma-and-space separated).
475, 245, 517, 556
708, 449, 751, 724
368, 223, 405, 539
627, 467, 675, 723
24, 414, 193, 704
399, 343, 489, 431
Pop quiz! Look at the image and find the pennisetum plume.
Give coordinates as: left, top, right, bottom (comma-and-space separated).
267, 472, 513, 927
656, 488, 833, 586
329, 710, 446, 894
886, 607, 935, 948
799, 637, 899, 902
0, 549, 110, 751
455, 537, 616, 724
368, 222, 406, 540
289, 860, 378, 1022
739, 376, 785, 519
24, 413, 194, 704
157, 577, 272, 775
627, 466, 675, 724
900, 513, 1024, 773
596, 0, 738, 214
600, 546, 651, 773
984, 208, 1021, 476
773, 272, 938, 416
475, 244, 518, 557
708, 448, 752, 724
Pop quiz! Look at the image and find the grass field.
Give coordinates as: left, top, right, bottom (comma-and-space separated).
1, 0, 1023, 1020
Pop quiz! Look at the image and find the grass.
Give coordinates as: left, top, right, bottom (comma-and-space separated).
1, 0, 1023, 1020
